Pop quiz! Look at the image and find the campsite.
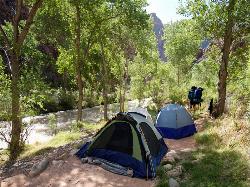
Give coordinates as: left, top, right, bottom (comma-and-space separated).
0, 0, 249, 186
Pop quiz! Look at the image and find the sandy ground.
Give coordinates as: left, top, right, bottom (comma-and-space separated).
1, 156, 155, 187
1, 116, 205, 187
1, 135, 196, 187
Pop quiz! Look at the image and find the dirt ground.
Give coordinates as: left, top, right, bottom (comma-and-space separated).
1, 118, 206, 187
1, 156, 155, 187
1, 136, 195, 187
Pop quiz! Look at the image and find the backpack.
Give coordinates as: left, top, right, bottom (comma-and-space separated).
193, 88, 203, 102
188, 90, 195, 100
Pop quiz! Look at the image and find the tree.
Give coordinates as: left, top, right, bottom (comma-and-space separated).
180, 0, 250, 117
164, 20, 201, 86
0, 0, 44, 160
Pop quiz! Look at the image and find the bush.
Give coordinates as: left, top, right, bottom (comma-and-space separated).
58, 91, 76, 110
40, 89, 76, 114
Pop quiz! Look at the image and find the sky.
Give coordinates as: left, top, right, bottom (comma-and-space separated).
146, 0, 187, 24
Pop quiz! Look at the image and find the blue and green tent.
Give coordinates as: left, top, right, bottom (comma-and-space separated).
76, 112, 168, 178
156, 104, 197, 139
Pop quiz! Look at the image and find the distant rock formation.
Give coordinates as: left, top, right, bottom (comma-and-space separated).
0, 0, 28, 25
150, 13, 167, 62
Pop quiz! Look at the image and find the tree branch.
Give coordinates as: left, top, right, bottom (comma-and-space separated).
0, 25, 11, 48
0, 130, 11, 144
17, 0, 44, 46
13, 0, 23, 42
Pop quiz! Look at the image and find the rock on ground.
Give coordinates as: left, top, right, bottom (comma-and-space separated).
29, 158, 49, 177
163, 164, 172, 171
166, 150, 181, 160
168, 178, 180, 187
163, 156, 175, 163
167, 165, 183, 177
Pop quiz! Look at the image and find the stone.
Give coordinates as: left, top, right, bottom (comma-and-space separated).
81, 158, 88, 163
180, 148, 195, 153
127, 168, 133, 177
191, 159, 199, 164
87, 157, 93, 163
163, 164, 172, 171
167, 150, 181, 160
163, 156, 175, 163
29, 158, 49, 177
167, 166, 183, 177
168, 178, 180, 187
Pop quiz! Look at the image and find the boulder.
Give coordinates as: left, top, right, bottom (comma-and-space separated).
168, 178, 180, 187
29, 158, 49, 177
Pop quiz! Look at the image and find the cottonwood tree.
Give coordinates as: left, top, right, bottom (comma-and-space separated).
0, 0, 44, 160
180, 0, 250, 117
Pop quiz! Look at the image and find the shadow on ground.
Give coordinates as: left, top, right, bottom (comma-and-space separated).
181, 148, 250, 187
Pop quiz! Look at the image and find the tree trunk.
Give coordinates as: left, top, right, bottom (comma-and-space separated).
119, 84, 124, 112
75, 5, 83, 121
9, 52, 22, 160
213, 0, 237, 118
101, 43, 108, 120
120, 58, 129, 112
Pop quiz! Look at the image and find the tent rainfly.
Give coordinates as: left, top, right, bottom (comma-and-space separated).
76, 112, 168, 178
155, 104, 197, 139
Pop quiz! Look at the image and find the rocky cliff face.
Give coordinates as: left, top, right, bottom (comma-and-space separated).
151, 13, 167, 62
0, 0, 28, 25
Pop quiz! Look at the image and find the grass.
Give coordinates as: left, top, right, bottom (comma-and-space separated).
182, 149, 249, 187
156, 166, 169, 187
0, 121, 105, 164
156, 116, 250, 187
20, 131, 83, 159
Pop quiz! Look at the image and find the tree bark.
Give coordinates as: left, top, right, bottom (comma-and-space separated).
9, 52, 22, 160
101, 43, 108, 121
75, 5, 83, 121
120, 58, 129, 112
213, 0, 237, 118
119, 85, 124, 112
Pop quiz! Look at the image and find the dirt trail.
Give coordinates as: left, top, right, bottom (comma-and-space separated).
165, 117, 207, 152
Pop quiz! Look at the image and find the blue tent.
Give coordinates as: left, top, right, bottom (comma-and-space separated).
76, 112, 168, 178
156, 104, 197, 139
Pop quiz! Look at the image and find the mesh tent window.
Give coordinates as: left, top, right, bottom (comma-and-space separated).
87, 121, 133, 155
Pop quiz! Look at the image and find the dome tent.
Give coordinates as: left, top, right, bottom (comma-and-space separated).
76, 112, 168, 178
128, 107, 153, 124
156, 104, 197, 139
